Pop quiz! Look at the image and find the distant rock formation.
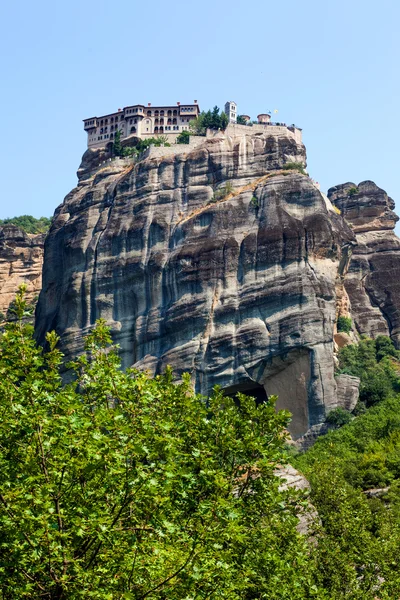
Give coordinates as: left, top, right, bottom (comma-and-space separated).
328, 181, 400, 345
0, 225, 44, 318
36, 127, 360, 440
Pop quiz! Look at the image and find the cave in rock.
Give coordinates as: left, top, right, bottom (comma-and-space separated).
223, 382, 268, 405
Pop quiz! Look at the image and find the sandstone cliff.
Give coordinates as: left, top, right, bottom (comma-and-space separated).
0, 225, 44, 318
35, 127, 360, 440
328, 181, 400, 345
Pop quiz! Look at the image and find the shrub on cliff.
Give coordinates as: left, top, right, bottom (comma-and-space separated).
337, 316, 352, 333
283, 162, 306, 175
0, 287, 320, 599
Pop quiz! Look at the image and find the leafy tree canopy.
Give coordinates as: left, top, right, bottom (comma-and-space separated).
0, 215, 51, 234
0, 287, 318, 599
189, 106, 229, 135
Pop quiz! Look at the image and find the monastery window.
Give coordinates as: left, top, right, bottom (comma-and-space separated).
100, 120, 104, 126
160, 110, 164, 116
155, 110, 159, 116
120, 115, 124, 121
173, 110, 177, 116
105, 127, 108, 132
100, 128, 104, 134
155, 118, 159, 125
168, 110, 172, 116
130, 126, 136, 134
159, 126, 164, 132
110, 133, 114, 139
134, 119, 137, 124
111, 117, 114, 123
147, 110, 152, 116
154, 126, 159, 133
160, 118, 164, 125
172, 118, 177, 124
167, 118, 172, 125
130, 119, 132, 124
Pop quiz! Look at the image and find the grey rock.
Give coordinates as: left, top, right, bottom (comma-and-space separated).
36, 129, 354, 440
328, 181, 400, 346
0, 225, 44, 316
334, 374, 360, 412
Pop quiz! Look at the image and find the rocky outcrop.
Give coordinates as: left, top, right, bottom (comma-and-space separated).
0, 225, 44, 317
328, 181, 400, 345
35, 128, 357, 440
334, 374, 360, 412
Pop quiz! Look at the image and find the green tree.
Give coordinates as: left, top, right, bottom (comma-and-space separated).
113, 129, 122, 157
237, 115, 248, 125
176, 130, 191, 144
0, 287, 319, 599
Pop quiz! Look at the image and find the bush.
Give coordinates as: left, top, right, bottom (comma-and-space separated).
337, 316, 352, 333
326, 407, 353, 428
212, 182, 233, 202
282, 162, 306, 175
250, 195, 259, 208
348, 186, 359, 197
176, 130, 191, 144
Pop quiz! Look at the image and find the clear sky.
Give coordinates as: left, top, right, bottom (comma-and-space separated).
0, 0, 399, 232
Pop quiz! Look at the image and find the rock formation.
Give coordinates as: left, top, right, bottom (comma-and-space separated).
35, 126, 360, 440
0, 225, 44, 317
328, 181, 400, 346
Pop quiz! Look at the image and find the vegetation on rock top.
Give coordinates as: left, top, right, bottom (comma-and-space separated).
0, 215, 51, 234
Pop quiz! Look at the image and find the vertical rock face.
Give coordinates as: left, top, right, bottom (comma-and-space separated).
328, 181, 400, 345
36, 129, 355, 439
0, 225, 44, 317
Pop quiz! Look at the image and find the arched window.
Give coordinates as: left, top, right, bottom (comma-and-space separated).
155, 110, 159, 116
167, 110, 172, 116
167, 118, 172, 125
154, 126, 159, 133
147, 110, 152, 116
159, 126, 164, 133
172, 118, 177, 124
130, 126, 136, 134
160, 110, 164, 116
155, 118, 159, 125
110, 133, 114, 139
160, 118, 164, 125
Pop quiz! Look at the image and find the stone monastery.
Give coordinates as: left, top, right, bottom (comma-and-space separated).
83, 100, 303, 149
84, 101, 201, 148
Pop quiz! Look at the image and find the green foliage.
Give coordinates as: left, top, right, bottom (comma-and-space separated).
337, 315, 352, 333
282, 162, 306, 175
250, 195, 259, 208
236, 115, 248, 125
112, 129, 122, 156
189, 106, 229, 135
176, 130, 191, 144
326, 407, 353, 428
212, 181, 233, 202
337, 336, 400, 407
0, 215, 51, 234
296, 397, 400, 597
0, 287, 321, 599
348, 186, 359, 197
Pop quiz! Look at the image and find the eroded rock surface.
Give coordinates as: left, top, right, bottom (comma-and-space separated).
36, 129, 356, 439
0, 225, 44, 317
328, 181, 400, 345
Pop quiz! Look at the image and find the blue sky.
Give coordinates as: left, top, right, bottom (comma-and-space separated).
0, 0, 399, 232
